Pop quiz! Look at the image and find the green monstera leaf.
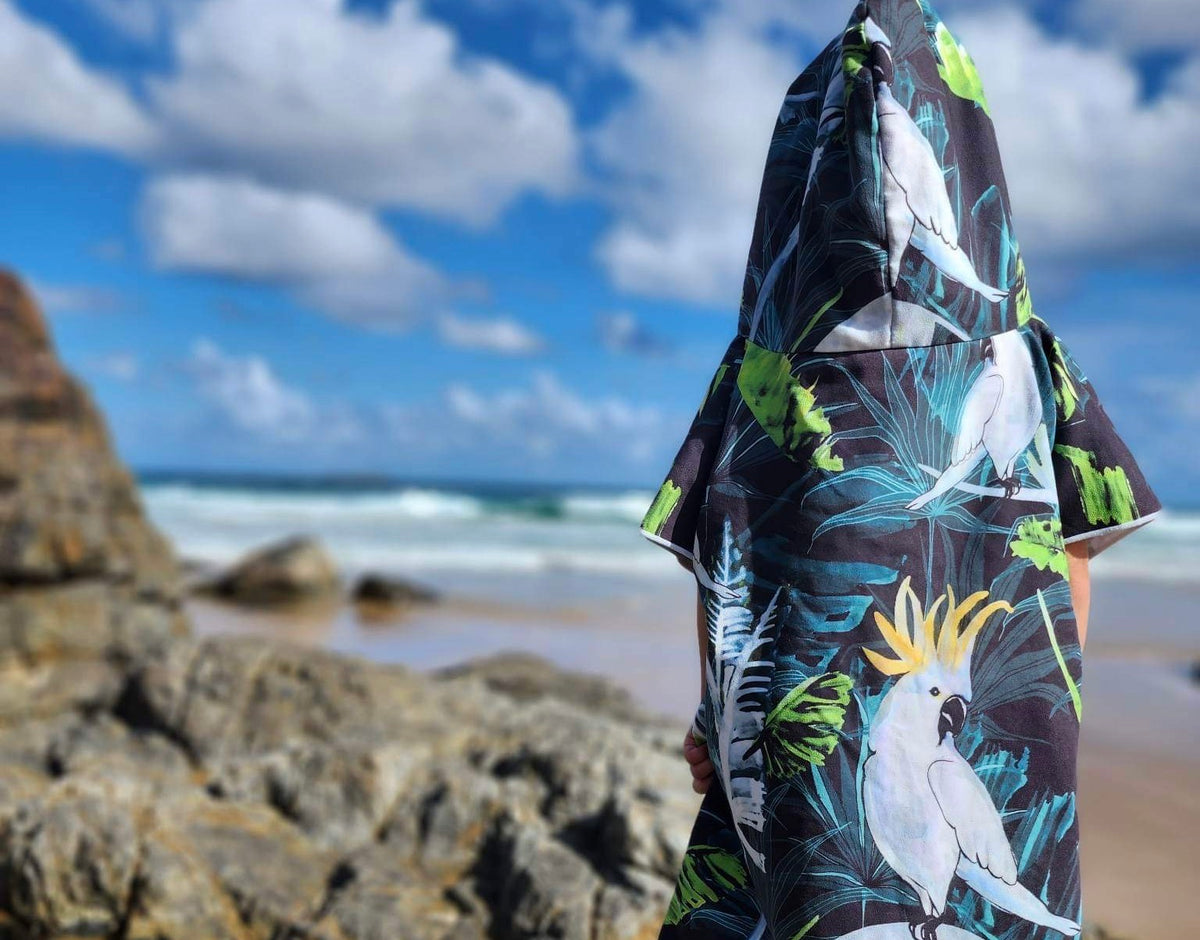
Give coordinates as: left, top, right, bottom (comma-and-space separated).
1055, 444, 1139, 526
747, 671, 853, 779
1050, 338, 1081, 420
934, 22, 990, 116
1013, 252, 1035, 327
642, 480, 681, 536
738, 340, 841, 471
1010, 516, 1068, 577
842, 20, 870, 86
663, 845, 750, 925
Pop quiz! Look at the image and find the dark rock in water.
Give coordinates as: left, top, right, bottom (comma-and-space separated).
1081, 925, 1133, 940
202, 535, 340, 605
1189, 659, 1200, 686
352, 572, 439, 606
178, 556, 220, 592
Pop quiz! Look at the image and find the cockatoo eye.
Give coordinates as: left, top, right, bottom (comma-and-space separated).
930, 687, 941, 697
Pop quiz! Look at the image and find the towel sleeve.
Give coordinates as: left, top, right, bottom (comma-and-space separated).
1045, 329, 1162, 557
639, 335, 744, 563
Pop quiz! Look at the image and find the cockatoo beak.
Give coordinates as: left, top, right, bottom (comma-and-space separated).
938, 695, 968, 742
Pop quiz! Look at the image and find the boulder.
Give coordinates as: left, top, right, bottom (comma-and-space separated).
0, 272, 178, 595
203, 535, 340, 605
435, 649, 651, 724
0, 273, 186, 723
352, 571, 439, 607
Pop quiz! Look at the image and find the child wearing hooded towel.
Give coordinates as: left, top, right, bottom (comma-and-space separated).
639, 2, 1161, 938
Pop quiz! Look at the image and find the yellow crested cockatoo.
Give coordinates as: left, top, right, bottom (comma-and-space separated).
862, 577, 1082, 940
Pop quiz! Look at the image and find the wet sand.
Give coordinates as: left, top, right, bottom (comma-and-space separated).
188, 574, 1199, 939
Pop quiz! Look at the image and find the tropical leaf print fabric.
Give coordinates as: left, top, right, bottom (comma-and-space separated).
638, 2, 1161, 939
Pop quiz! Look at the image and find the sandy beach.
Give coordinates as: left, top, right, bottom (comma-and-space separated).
189, 571, 1200, 940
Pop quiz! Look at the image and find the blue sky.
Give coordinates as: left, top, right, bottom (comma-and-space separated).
0, 0, 1196, 500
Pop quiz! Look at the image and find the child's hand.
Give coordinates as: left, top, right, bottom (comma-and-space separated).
683, 729, 715, 794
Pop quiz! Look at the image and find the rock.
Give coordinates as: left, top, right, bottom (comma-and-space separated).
203, 535, 340, 605
0, 272, 178, 595
1081, 928, 1132, 940
168, 794, 336, 935
473, 812, 600, 940
310, 843, 485, 940
352, 571, 439, 606
207, 737, 422, 850
2, 777, 143, 937
434, 649, 656, 725
0, 274, 187, 735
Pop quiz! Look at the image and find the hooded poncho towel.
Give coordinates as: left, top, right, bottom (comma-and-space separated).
638, 2, 1162, 938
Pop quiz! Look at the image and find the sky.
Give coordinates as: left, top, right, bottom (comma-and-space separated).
0, 0, 1196, 499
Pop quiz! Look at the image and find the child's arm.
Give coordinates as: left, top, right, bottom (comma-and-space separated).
1066, 541, 1091, 650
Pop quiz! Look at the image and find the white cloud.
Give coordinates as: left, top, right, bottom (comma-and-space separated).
586, 0, 1200, 305
32, 281, 125, 315
142, 174, 450, 328
0, 0, 155, 153
143, 174, 401, 280
3, 0, 578, 226
1072, 0, 1200, 52
589, 8, 806, 306
437, 312, 546, 355
148, 0, 578, 226
445, 370, 665, 460
596, 310, 671, 356
88, 351, 140, 382
187, 338, 318, 441
957, 9, 1200, 264
186, 338, 373, 448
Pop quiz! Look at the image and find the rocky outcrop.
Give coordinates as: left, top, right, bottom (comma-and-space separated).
0, 635, 693, 939
201, 535, 340, 605
435, 650, 649, 725
0, 272, 187, 723
0, 273, 694, 938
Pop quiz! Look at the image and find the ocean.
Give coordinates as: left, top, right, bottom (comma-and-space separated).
141, 473, 1195, 587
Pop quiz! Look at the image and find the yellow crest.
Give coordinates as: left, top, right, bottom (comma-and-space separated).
863, 576, 1012, 676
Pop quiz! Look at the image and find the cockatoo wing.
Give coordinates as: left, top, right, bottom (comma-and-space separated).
951, 372, 1002, 465
876, 88, 960, 245
928, 757, 1018, 885
981, 333, 1044, 476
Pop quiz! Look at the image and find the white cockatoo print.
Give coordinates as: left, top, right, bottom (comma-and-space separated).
865, 18, 1009, 304
907, 330, 1042, 510
862, 577, 1082, 940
